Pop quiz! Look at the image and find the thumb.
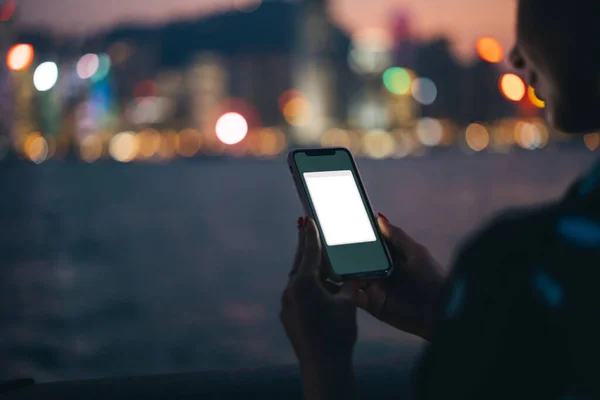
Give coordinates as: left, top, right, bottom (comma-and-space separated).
360, 281, 388, 319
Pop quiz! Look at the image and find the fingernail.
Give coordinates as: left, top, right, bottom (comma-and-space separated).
378, 213, 390, 223
296, 217, 304, 230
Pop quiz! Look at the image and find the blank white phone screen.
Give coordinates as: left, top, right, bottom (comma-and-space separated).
303, 170, 377, 247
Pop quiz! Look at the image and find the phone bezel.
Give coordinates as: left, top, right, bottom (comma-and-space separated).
287, 146, 393, 282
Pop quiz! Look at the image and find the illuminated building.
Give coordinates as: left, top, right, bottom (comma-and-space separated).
291, 0, 338, 144
229, 53, 291, 127
187, 53, 228, 136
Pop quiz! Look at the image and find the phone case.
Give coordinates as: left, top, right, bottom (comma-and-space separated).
287, 147, 393, 283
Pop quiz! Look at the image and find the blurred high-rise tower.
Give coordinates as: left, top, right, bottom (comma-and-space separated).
391, 9, 416, 70
292, 0, 337, 144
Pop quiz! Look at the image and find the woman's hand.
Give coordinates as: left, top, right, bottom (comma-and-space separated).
280, 217, 359, 399
357, 214, 448, 342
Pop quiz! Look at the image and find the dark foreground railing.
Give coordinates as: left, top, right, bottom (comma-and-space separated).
2, 360, 413, 399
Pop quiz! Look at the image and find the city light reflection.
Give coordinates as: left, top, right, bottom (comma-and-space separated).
137, 129, 162, 159
256, 128, 286, 157
178, 129, 203, 157
362, 130, 396, 159
80, 135, 103, 163
514, 121, 547, 150
321, 128, 351, 149
109, 132, 139, 162
416, 118, 443, 147
25, 133, 49, 164
465, 123, 490, 152
157, 131, 179, 160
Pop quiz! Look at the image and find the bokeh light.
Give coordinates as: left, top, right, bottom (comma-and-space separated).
411, 78, 437, 105
492, 119, 518, 149
416, 118, 443, 147
109, 132, 139, 162
465, 123, 490, 152
77, 54, 99, 79
137, 129, 162, 159
0, 1, 16, 22
178, 129, 203, 157
45, 136, 56, 159
278, 89, 302, 111
255, 128, 286, 157
24, 133, 49, 164
79, 135, 103, 163
6, 44, 34, 71
216, 113, 248, 145
321, 128, 352, 149
33, 62, 58, 92
362, 130, 396, 159
514, 121, 548, 150
157, 131, 180, 160
91, 53, 111, 82
584, 133, 600, 151
393, 131, 417, 158
476, 37, 503, 63
282, 96, 310, 127
527, 86, 545, 108
383, 67, 412, 95
500, 74, 526, 102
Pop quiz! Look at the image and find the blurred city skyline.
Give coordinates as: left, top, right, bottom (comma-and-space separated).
16, 0, 516, 61
4, 0, 594, 164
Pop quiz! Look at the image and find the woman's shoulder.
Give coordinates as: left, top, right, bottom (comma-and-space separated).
454, 201, 561, 270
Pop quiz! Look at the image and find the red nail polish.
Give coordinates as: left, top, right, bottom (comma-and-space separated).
378, 213, 390, 223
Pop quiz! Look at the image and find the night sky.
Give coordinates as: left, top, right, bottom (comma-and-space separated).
17, 0, 516, 61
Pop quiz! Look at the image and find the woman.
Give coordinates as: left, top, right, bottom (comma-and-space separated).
280, 0, 600, 398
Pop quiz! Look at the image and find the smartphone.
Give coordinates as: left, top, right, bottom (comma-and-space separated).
287, 147, 393, 283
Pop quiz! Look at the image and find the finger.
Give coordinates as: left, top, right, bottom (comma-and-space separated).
377, 215, 420, 254
362, 281, 389, 319
288, 218, 306, 278
335, 280, 359, 302
357, 289, 369, 309
297, 218, 322, 279
322, 277, 342, 294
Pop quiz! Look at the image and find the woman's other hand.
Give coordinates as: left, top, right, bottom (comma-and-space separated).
357, 214, 448, 342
